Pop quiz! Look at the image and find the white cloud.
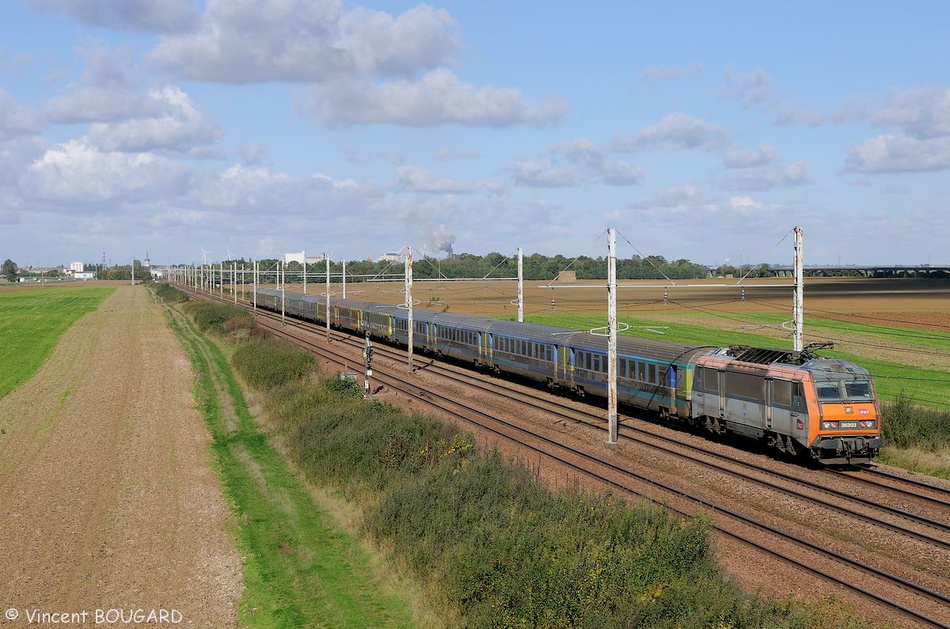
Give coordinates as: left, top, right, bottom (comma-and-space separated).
868, 86, 950, 139
194, 164, 366, 212
843, 134, 950, 173
20, 139, 188, 203
44, 46, 223, 154
237, 143, 267, 166
723, 144, 776, 168
44, 45, 153, 124
0, 91, 44, 140
150, 0, 458, 83
0, 136, 48, 186
598, 160, 644, 185
548, 137, 643, 185
628, 185, 712, 211
509, 158, 587, 188
302, 69, 565, 128
725, 68, 772, 106
86, 86, 221, 152
146, 1, 564, 129
843, 86, 950, 173
626, 186, 780, 238
723, 69, 827, 127
34, 0, 199, 33
721, 161, 811, 190
728, 196, 772, 214
394, 165, 496, 194
612, 113, 728, 151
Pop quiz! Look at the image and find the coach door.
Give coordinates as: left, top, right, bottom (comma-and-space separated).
790, 381, 808, 441
557, 345, 573, 388
765, 379, 773, 430
718, 370, 726, 418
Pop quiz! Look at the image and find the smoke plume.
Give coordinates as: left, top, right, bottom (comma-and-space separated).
430, 224, 456, 255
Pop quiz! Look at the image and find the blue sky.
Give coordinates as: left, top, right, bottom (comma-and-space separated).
1, 0, 948, 268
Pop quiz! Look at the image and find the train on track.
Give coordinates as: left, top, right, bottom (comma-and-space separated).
254, 288, 883, 464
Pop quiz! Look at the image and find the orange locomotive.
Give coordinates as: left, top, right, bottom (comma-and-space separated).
690, 345, 883, 464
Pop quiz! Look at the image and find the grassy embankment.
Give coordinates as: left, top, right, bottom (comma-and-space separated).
527, 311, 950, 478
153, 283, 419, 627
154, 283, 874, 628
0, 286, 115, 399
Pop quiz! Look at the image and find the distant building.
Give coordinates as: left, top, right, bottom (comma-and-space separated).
306, 253, 326, 264
284, 252, 305, 265
378, 252, 401, 262
75, 272, 95, 280
70, 261, 85, 273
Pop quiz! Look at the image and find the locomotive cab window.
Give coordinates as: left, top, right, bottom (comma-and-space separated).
845, 379, 873, 399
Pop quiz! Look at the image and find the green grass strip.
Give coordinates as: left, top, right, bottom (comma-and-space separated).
0, 287, 115, 398
164, 306, 415, 629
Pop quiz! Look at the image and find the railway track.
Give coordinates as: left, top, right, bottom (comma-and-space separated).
180, 286, 950, 627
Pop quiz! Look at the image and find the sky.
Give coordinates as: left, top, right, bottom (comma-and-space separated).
1, 0, 948, 268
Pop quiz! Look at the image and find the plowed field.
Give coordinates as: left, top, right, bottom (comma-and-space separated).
0, 286, 241, 627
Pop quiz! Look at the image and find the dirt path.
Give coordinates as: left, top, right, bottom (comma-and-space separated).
0, 286, 241, 627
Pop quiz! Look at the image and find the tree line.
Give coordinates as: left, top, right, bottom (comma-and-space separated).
0, 259, 151, 283
190, 252, 714, 283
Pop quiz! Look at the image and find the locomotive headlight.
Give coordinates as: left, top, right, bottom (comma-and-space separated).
859, 420, 876, 429
822, 421, 839, 430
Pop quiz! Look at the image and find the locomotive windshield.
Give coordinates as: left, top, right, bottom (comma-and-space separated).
814, 377, 874, 402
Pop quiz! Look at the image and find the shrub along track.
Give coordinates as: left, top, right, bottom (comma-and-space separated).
188, 287, 950, 628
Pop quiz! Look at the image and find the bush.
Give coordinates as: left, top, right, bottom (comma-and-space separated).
184, 301, 254, 336
232, 336, 316, 390
882, 391, 950, 451
152, 283, 188, 303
